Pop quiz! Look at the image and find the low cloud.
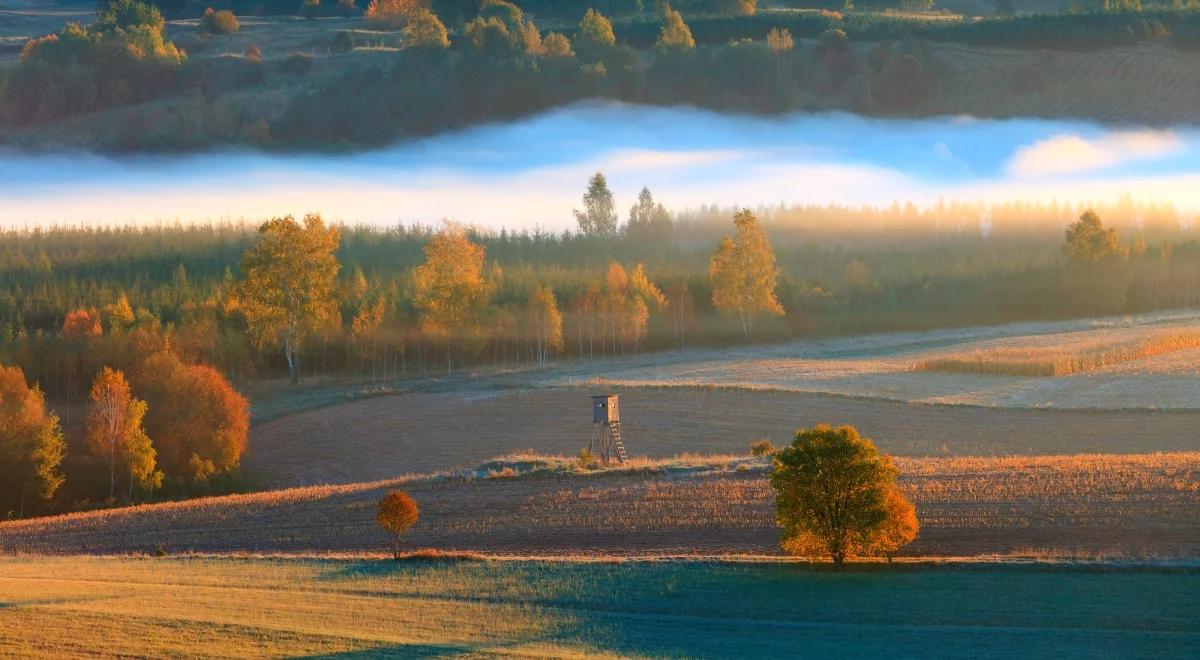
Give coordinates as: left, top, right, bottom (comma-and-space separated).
1007, 130, 1182, 177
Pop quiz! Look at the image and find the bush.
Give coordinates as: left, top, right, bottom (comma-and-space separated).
403, 8, 450, 50
300, 0, 321, 20
280, 52, 314, 74
202, 8, 239, 35
749, 438, 774, 457
578, 447, 599, 469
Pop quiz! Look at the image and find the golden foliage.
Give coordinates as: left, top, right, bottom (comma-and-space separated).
771, 424, 908, 565
402, 8, 450, 49
529, 285, 564, 364
709, 209, 783, 337
0, 365, 65, 516
655, 6, 695, 54
87, 367, 154, 500
915, 329, 1200, 377
377, 489, 420, 558
413, 225, 493, 363
134, 350, 249, 479
235, 213, 341, 383
366, 0, 422, 28
869, 485, 919, 559
62, 308, 103, 341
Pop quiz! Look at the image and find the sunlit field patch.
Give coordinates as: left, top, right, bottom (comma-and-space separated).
914, 329, 1200, 376
0, 556, 1197, 658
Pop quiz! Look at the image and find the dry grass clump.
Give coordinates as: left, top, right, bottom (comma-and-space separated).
914, 330, 1200, 376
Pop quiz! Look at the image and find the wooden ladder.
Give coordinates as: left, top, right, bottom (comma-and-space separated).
609, 422, 628, 463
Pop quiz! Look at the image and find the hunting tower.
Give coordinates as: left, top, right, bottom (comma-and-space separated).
589, 394, 627, 464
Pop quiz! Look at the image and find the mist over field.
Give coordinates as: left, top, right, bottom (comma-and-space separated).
5, 102, 1200, 229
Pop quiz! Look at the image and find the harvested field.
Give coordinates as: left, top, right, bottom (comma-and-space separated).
3, 453, 1197, 558
915, 329, 1200, 377
540, 312, 1200, 408
3, 557, 1197, 658
248, 386, 1200, 486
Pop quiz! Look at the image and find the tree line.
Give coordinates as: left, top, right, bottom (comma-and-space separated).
8, 1, 1198, 150
3, 183, 1199, 400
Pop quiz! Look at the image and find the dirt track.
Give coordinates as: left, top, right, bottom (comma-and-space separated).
249, 386, 1200, 486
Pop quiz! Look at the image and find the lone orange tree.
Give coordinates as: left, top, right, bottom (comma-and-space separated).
771, 424, 917, 566
376, 490, 420, 560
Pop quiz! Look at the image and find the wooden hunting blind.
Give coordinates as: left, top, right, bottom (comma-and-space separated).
589, 394, 627, 464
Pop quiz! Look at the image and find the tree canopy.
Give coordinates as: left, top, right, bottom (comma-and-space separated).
234, 214, 341, 384
574, 172, 619, 236
655, 6, 696, 55
708, 209, 783, 337
0, 366, 65, 518
771, 424, 917, 565
413, 225, 494, 372
377, 489, 420, 559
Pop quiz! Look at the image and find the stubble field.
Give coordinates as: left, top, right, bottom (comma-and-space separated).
248, 385, 1200, 486
3, 453, 1197, 558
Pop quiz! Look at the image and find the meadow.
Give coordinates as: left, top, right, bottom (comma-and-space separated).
0, 556, 1197, 658
3, 452, 1196, 558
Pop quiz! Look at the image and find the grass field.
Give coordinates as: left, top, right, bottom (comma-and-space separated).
0, 556, 1196, 658
3, 452, 1196, 558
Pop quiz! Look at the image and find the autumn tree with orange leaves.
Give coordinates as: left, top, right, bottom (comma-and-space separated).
772, 424, 918, 566
134, 350, 249, 480
377, 489, 419, 559
709, 209, 784, 338
413, 225, 493, 374
63, 308, 103, 340
0, 366, 66, 517
528, 285, 563, 365
86, 367, 156, 501
235, 214, 341, 384
365, 0, 421, 28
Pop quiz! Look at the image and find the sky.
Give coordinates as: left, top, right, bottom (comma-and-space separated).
4, 101, 1200, 231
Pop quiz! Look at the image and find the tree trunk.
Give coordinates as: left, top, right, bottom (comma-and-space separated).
108, 439, 116, 501
284, 336, 299, 385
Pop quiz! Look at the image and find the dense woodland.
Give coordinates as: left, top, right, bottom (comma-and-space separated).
4, 0, 1200, 149
2, 187, 1197, 393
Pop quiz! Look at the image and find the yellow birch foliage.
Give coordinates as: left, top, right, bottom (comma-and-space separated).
234, 213, 341, 383
709, 209, 783, 337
